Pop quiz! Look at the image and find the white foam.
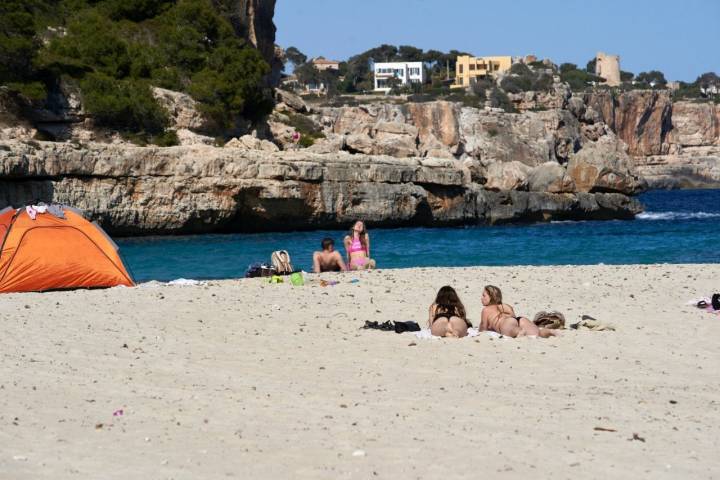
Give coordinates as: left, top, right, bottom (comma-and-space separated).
637, 211, 720, 221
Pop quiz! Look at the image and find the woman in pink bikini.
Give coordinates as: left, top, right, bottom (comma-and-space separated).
344, 220, 376, 270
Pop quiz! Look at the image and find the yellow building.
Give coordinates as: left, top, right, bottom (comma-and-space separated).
453, 55, 513, 88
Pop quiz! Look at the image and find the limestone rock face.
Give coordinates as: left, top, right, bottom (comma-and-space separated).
528, 162, 575, 193
175, 129, 215, 146
586, 90, 672, 156
634, 150, 720, 189
306, 134, 346, 154
583, 93, 720, 189
567, 135, 642, 193
274, 89, 308, 113
370, 121, 419, 157
230, 0, 281, 85
669, 101, 719, 147
507, 80, 571, 112
484, 161, 531, 191
323, 104, 406, 136
0, 140, 642, 234
225, 135, 279, 152
344, 134, 376, 155
460, 108, 580, 166
406, 101, 461, 150
152, 88, 206, 132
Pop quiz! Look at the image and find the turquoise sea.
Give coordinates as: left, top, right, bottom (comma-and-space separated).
118, 189, 720, 282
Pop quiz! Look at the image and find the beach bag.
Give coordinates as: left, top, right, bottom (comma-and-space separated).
712, 293, 720, 311
533, 311, 566, 329
271, 250, 293, 275
245, 262, 276, 278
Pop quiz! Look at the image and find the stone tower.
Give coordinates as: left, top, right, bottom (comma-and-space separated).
595, 52, 621, 87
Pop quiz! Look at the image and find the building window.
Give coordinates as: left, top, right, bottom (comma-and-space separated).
459, 65, 464, 74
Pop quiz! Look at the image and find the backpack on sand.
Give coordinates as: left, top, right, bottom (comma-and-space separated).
271, 250, 293, 275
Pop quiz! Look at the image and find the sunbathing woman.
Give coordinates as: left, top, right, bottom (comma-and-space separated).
479, 285, 556, 338
344, 220, 376, 271
428, 286, 472, 338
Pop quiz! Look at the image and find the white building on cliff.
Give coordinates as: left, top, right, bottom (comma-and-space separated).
373, 62, 425, 92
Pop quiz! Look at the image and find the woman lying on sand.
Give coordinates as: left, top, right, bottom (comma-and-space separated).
428, 286, 472, 338
479, 285, 556, 338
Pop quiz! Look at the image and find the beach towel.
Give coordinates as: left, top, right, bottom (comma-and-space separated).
413, 328, 503, 340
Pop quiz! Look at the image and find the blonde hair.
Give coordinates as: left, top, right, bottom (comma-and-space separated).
484, 285, 503, 305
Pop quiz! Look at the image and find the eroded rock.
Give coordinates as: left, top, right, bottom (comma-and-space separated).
0, 140, 642, 234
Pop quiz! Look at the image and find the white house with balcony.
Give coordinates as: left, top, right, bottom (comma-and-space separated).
373, 62, 425, 92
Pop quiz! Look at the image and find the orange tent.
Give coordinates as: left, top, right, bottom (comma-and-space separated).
0, 205, 134, 293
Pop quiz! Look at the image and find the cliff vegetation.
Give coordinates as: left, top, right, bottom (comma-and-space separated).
0, 0, 273, 144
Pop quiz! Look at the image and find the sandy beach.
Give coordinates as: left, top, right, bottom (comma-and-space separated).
1, 264, 719, 479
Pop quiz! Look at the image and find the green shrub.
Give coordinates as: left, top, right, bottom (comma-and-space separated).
620, 70, 634, 82
0, 1, 49, 99
81, 73, 168, 134
470, 77, 493, 99
561, 67, 603, 92
44, 10, 131, 78
2, 0, 274, 140
636, 70, 667, 87
501, 63, 554, 93
298, 135, 315, 148
7, 81, 47, 100
445, 92, 483, 109
151, 129, 180, 147
500, 75, 532, 93
489, 87, 516, 113
509, 63, 532, 76
102, 0, 173, 22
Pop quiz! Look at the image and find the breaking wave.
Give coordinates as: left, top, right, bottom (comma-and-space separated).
637, 211, 720, 221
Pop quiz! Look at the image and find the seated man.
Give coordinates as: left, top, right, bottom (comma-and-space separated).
312, 238, 347, 273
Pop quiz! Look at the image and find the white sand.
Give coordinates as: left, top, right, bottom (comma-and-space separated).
1, 264, 719, 479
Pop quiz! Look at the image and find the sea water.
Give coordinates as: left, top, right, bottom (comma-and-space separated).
118, 189, 720, 282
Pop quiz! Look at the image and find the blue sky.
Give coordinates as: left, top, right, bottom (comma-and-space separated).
275, 0, 719, 81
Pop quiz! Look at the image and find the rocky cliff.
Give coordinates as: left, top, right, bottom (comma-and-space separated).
584, 91, 720, 188
301, 99, 644, 196
286, 90, 718, 191
0, 140, 641, 235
